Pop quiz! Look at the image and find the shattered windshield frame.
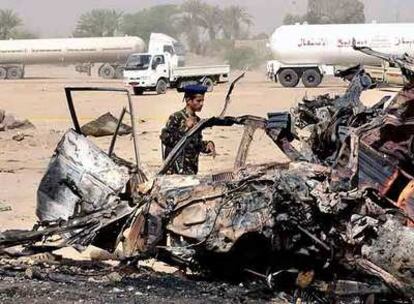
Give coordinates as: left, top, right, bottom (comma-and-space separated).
64, 87, 144, 181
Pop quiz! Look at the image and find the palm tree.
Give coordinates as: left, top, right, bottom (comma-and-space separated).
73, 9, 123, 37
222, 5, 253, 40
199, 5, 223, 41
0, 9, 22, 39
174, 0, 205, 53
121, 5, 180, 42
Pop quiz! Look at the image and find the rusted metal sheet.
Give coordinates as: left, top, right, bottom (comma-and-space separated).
397, 180, 414, 226
358, 142, 399, 195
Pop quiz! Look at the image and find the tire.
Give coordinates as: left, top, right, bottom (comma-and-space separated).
155, 79, 168, 95
133, 87, 144, 95
302, 69, 322, 88
99, 64, 115, 79
115, 66, 124, 79
278, 69, 300, 87
6, 67, 23, 80
0, 67, 7, 80
202, 77, 214, 92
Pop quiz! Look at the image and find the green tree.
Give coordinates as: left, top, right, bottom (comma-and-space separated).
224, 46, 261, 70
307, 0, 365, 23
122, 5, 180, 42
284, 0, 365, 25
0, 9, 22, 39
222, 5, 253, 40
331, 0, 365, 23
283, 13, 304, 25
199, 5, 223, 41
73, 9, 123, 37
13, 29, 38, 39
175, 0, 206, 53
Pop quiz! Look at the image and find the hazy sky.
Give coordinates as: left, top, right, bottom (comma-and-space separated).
1, 0, 412, 37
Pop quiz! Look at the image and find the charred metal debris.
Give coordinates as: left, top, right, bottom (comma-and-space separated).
1, 55, 414, 303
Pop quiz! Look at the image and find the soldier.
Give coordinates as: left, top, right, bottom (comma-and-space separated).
160, 84, 215, 175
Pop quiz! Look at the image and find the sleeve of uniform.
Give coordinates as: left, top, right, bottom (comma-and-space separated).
160, 114, 183, 148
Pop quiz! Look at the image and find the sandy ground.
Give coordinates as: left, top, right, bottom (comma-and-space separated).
0, 64, 396, 232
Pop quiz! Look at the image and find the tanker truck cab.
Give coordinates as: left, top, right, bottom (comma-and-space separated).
124, 52, 230, 95
148, 33, 186, 67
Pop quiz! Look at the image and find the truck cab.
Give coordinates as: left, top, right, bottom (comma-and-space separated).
364, 61, 406, 86
334, 61, 406, 87
148, 33, 186, 67
124, 53, 172, 95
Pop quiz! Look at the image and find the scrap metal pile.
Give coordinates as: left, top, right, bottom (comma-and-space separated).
1, 49, 414, 303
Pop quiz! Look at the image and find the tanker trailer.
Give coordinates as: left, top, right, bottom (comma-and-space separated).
268, 23, 414, 87
0, 36, 145, 79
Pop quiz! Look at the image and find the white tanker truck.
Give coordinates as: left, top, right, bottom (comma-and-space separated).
268, 23, 414, 87
0, 36, 147, 79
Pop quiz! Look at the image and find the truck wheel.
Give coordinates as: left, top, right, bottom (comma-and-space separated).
0, 67, 7, 80
99, 64, 115, 79
7, 67, 23, 80
203, 77, 214, 92
302, 69, 322, 88
115, 66, 124, 79
278, 69, 300, 87
156, 79, 168, 94
133, 87, 144, 95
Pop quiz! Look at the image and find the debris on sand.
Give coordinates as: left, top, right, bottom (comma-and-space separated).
0, 201, 11, 212
0, 109, 35, 131
12, 133, 33, 142
81, 112, 132, 137
1, 58, 414, 303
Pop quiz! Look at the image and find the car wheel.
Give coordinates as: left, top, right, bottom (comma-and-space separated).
278, 69, 300, 87
0, 67, 7, 80
6, 67, 23, 80
156, 79, 168, 94
99, 64, 115, 79
133, 87, 144, 95
302, 69, 322, 88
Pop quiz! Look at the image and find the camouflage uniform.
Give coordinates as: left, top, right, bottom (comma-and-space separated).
161, 108, 212, 175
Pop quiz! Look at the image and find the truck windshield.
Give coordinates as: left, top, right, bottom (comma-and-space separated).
125, 54, 152, 71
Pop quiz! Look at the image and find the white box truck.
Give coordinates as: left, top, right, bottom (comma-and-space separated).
268, 23, 414, 87
124, 53, 230, 95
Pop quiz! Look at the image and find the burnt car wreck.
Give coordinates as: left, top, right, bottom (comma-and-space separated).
1, 51, 414, 303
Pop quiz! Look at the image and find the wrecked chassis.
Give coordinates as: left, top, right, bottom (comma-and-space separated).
0, 73, 413, 303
